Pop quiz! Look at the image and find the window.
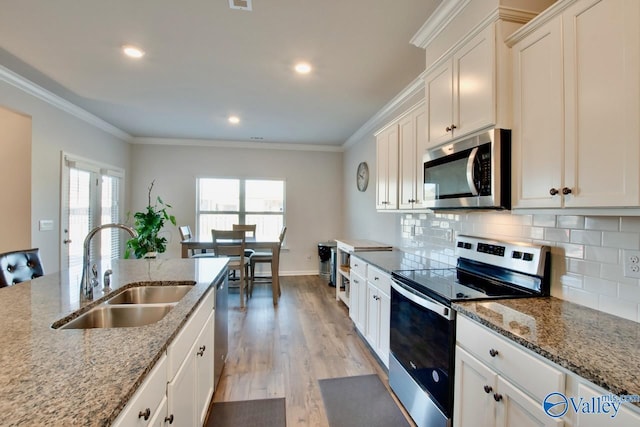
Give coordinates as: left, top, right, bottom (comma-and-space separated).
197, 178, 285, 240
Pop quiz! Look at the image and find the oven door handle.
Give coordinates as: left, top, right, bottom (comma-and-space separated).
391, 280, 454, 320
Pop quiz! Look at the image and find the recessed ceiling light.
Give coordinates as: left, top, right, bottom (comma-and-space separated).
294, 62, 312, 74
228, 116, 240, 124
122, 45, 145, 59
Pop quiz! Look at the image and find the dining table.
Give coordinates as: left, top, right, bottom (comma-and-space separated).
180, 236, 281, 305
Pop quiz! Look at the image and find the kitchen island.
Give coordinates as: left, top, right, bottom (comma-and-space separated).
0, 257, 228, 426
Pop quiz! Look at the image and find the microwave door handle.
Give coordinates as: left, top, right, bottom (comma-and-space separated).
466, 147, 479, 196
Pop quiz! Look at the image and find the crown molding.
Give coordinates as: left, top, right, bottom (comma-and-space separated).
132, 136, 343, 152
0, 65, 132, 141
410, 0, 472, 49
343, 71, 426, 148
506, 0, 579, 46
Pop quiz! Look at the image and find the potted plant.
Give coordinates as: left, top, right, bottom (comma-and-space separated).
125, 180, 177, 259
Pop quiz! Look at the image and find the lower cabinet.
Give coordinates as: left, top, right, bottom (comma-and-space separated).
455, 314, 640, 427
113, 287, 216, 427
349, 257, 391, 368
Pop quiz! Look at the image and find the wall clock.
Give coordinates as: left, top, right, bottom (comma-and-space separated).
356, 162, 369, 192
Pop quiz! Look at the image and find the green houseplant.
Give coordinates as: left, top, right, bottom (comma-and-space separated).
125, 180, 177, 259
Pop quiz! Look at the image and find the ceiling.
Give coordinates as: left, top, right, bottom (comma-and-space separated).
0, 0, 441, 147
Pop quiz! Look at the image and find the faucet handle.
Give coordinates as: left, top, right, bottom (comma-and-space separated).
103, 269, 113, 290
90, 264, 99, 288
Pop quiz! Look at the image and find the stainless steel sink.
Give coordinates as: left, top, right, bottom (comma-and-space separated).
106, 285, 193, 305
58, 305, 174, 329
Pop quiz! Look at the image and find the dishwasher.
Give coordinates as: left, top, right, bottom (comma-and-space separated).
214, 273, 228, 388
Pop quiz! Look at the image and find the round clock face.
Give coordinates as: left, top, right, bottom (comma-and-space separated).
356, 162, 369, 192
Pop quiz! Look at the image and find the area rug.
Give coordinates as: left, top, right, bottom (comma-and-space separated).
206, 398, 286, 427
319, 374, 410, 427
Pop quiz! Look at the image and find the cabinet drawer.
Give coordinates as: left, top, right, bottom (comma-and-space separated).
367, 265, 390, 296
113, 354, 167, 427
350, 256, 367, 277
167, 288, 214, 380
457, 315, 564, 402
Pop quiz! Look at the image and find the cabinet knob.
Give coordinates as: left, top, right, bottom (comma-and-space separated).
138, 408, 151, 420
562, 187, 572, 195
489, 348, 499, 357
549, 188, 559, 196
483, 385, 493, 394
446, 126, 452, 132
493, 393, 503, 402
165, 414, 174, 424
197, 345, 206, 356
446, 124, 457, 132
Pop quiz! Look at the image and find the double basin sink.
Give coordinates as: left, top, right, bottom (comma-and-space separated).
54, 283, 195, 330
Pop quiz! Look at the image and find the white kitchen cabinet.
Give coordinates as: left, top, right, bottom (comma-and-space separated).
511, 0, 640, 209
455, 315, 565, 427
425, 24, 497, 148
112, 355, 168, 427
572, 382, 640, 427
349, 269, 367, 333
398, 102, 427, 209
195, 311, 215, 425
167, 349, 197, 427
375, 124, 399, 210
454, 347, 561, 427
365, 265, 390, 368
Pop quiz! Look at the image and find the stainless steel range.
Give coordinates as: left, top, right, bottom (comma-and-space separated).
389, 235, 551, 427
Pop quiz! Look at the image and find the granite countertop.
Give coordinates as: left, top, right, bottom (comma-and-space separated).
350, 249, 453, 274
453, 297, 640, 406
0, 257, 228, 426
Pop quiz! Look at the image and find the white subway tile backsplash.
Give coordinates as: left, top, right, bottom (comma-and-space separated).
584, 216, 619, 231
602, 231, 640, 249
570, 229, 602, 246
400, 211, 640, 323
557, 215, 585, 229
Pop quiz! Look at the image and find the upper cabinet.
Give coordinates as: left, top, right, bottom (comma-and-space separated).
510, 0, 640, 209
425, 24, 497, 148
375, 123, 399, 210
375, 102, 426, 211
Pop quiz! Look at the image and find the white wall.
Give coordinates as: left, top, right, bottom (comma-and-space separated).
0, 80, 131, 272
129, 142, 343, 274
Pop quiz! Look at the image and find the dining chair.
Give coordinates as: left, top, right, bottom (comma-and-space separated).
249, 226, 286, 298
0, 248, 44, 287
211, 229, 250, 308
232, 224, 257, 258
180, 225, 215, 258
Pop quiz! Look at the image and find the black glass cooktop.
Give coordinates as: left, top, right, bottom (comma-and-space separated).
392, 265, 540, 307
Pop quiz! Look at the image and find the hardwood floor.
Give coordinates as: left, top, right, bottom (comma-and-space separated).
212, 275, 415, 426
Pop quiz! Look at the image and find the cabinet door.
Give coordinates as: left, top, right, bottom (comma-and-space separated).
512, 16, 564, 209
496, 376, 563, 427
195, 311, 215, 426
563, 0, 640, 207
349, 270, 366, 332
454, 347, 497, 427
426, 60, 454, 147
399, 104, 427, 209
167, 349, 197, 427
149, 396, 168, 427
377, 291, 390, 367
365, 282, 380, 349
375, 125, 399, 210
398, 112, 417, 209
454, 24, 495, 139
575, 382, 640, 427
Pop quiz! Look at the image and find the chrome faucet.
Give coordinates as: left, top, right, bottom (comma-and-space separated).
80, 223, 138, 302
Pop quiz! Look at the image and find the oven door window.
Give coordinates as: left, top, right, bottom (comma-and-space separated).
390, 287, 455, 416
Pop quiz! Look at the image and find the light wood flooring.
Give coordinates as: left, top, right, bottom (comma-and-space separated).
212, 275, 415, 426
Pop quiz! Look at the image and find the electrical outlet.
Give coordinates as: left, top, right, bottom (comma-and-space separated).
623, 250, 640, 278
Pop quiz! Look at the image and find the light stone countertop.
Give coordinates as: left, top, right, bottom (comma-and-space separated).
453, 297, 640, 407
0, 257, 228, 426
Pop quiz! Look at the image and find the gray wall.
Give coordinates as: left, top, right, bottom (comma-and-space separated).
130, 142, 343, 274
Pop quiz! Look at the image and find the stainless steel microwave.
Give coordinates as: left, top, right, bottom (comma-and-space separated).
423, 128, 511, 210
